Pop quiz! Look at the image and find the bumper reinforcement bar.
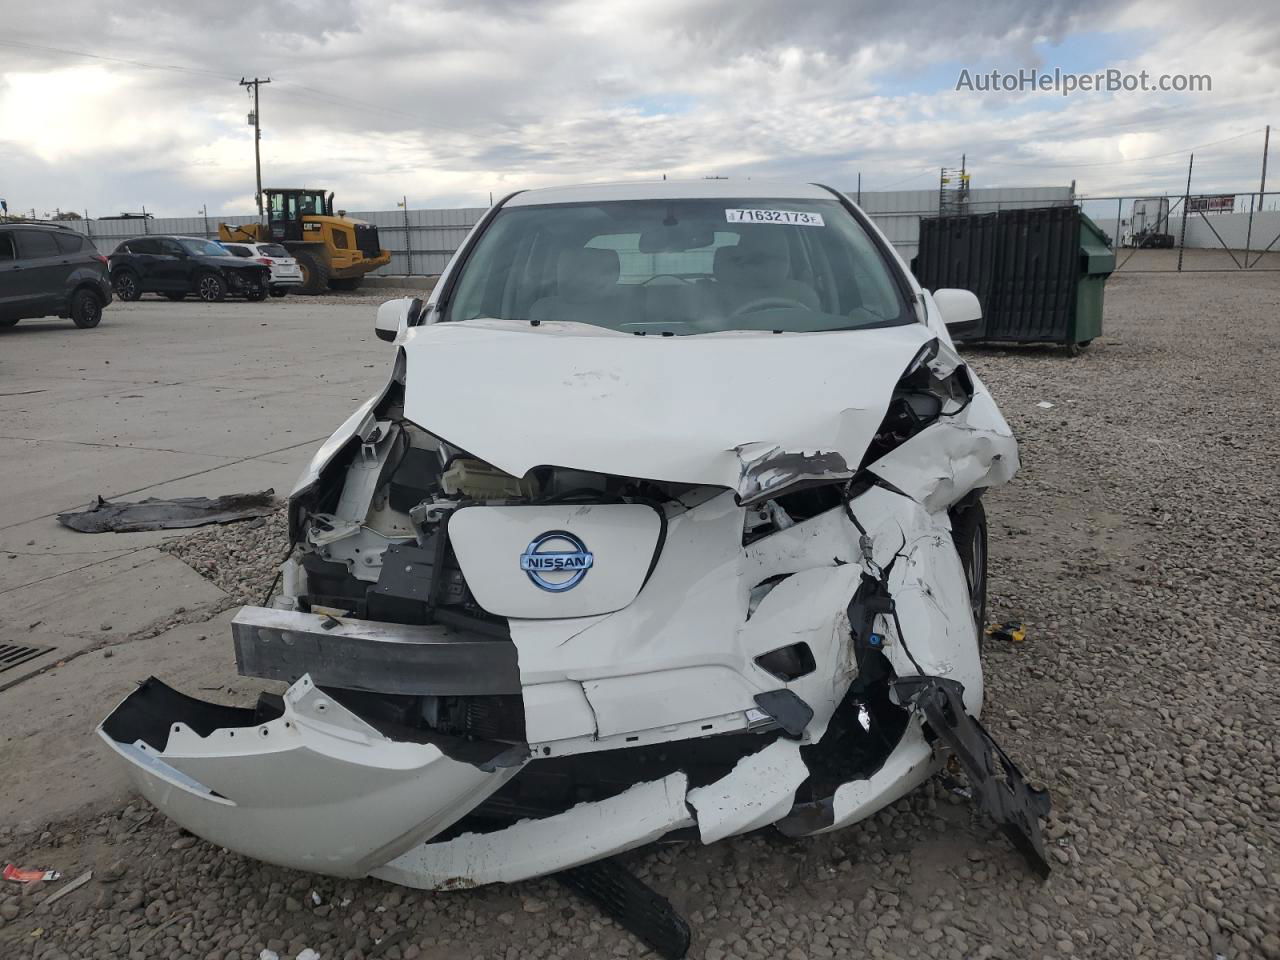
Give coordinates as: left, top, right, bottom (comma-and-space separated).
232, 606, 520, 696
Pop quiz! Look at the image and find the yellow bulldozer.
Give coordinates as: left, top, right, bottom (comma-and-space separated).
219, 187, 391, 295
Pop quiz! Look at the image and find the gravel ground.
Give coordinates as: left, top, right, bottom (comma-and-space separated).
307, 284, 437, 306
159, 511, 288, 607
2, 269, 1278, 960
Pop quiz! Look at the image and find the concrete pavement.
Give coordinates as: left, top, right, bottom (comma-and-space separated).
0, 295, 392, 801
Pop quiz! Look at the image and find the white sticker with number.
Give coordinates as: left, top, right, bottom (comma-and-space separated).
725, 208, 825, 226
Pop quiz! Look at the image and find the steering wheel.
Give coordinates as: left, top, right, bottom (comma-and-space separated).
640, 274, 694, 285
729, 296, 812, 317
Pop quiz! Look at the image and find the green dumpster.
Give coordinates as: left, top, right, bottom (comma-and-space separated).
914, 206, 1116, 352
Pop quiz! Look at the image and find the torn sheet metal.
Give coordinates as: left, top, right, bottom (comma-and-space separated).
371, 773, 693, 889
733, 442, 852, 506
866, 388, 1018, 513
58, 490, 276, 533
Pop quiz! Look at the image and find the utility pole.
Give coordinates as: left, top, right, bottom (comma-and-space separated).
397, 196, 412, 276
240, 77, 272, 219
1245, 125, 1270, 266
200, 204, 210, 239
1176, 153, 1193, 273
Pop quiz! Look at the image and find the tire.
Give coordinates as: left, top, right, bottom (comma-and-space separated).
294, 249, 330, 296
0, 318, 19, 328
196, 272, 228, 303
164, 292, 187, 301
328, 277, 360, 291
950, 498, 988, 653
70, 288, 104, 329
113, 270, 142, 301
269, 288, 289, 298
246, 285, 269, 302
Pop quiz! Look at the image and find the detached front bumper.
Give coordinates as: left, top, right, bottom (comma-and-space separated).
99, 673, 518, 877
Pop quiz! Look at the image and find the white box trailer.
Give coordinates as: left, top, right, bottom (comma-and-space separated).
1123, 197, 1175, 248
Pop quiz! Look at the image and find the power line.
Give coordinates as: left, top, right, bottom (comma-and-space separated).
0, 38, 234, 81
873, 167, 938, 190
989, 128, 1263, 169
0, 37, 498, 140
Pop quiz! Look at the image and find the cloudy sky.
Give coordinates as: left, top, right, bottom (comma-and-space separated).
1, 0, 1277, 217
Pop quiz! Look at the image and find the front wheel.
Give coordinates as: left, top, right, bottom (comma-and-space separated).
246, 285, 269, 302
196, 273, 227, 303
294, 249, 330, 296
0, 318, 19, 328
113, 271, 142, 301
950, 498, 988, 653
70, 289, 103, 329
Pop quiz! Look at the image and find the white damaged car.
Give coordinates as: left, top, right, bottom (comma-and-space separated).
101, 180, 1050, 950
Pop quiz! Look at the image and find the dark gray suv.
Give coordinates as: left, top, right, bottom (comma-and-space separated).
0, 223, 113, 329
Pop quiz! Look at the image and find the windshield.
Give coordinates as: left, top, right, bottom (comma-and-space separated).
181, 238, 231, 257
444, 197, 911, 334
259, 243, 290, 258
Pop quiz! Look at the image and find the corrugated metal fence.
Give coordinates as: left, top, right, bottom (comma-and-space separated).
68, 208, 487, 277
854, 186, 1076, 260
64, 186, 1074, 275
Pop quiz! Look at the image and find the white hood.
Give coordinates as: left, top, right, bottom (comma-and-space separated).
401, 318, 935, 491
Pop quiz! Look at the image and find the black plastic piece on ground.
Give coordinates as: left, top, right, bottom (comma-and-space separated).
555, 858, 691, 960
893, 675, 1053, 878
57, 490, 276, 533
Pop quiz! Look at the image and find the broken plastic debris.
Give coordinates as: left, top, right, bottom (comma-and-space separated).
43, 869, 93, 905
56, 490, 276, 533
309, 890, 322, 906
296, 950, 321, 960
3, 864, 61, 884
987, 621, 1027, 644
1035, 400, 1055, 409
259, 951, 280, 960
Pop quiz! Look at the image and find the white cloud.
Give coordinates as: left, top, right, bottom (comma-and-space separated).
0, 0, 1275, 217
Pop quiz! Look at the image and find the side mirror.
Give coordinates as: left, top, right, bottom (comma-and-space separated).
932, 288, 982, 338
374, 297, 423, 343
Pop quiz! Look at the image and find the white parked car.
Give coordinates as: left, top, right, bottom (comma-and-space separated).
220, 241, 304, 296
102, 180, 1049, 951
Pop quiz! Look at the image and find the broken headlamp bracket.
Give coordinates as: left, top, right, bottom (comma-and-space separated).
892, 674, 1053, 879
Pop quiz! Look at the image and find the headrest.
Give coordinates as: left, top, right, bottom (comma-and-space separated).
558, 247, 620, 301
714, 229, 791, 286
